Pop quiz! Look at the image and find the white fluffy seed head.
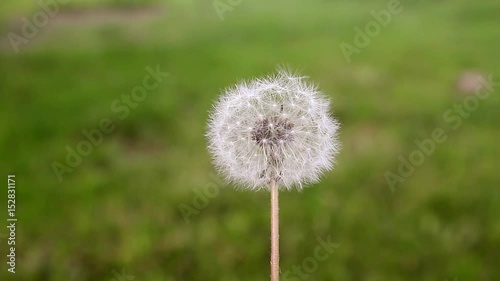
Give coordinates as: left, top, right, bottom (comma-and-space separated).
206, 68, 340, 191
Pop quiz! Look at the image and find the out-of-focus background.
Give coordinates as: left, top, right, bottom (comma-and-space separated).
0, 0, 499, 280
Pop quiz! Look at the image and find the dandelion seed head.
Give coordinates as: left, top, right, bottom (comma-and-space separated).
207, 68, 340, 191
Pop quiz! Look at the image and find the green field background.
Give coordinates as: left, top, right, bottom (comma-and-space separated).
0, 0, 499, 280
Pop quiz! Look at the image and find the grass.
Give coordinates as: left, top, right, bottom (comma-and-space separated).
0, 0, 499, 280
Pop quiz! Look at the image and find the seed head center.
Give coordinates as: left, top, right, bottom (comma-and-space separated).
251, 116, 294, 147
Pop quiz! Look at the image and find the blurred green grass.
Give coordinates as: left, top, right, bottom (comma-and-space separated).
0, 0, 499, 280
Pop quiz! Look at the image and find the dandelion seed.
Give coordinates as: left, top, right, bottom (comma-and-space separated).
207, 68, 340, 191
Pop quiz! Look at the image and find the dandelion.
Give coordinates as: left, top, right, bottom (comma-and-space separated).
206, 68, 340, 281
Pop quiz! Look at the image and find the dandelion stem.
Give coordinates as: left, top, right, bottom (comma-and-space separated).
270, 179, 280, 281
